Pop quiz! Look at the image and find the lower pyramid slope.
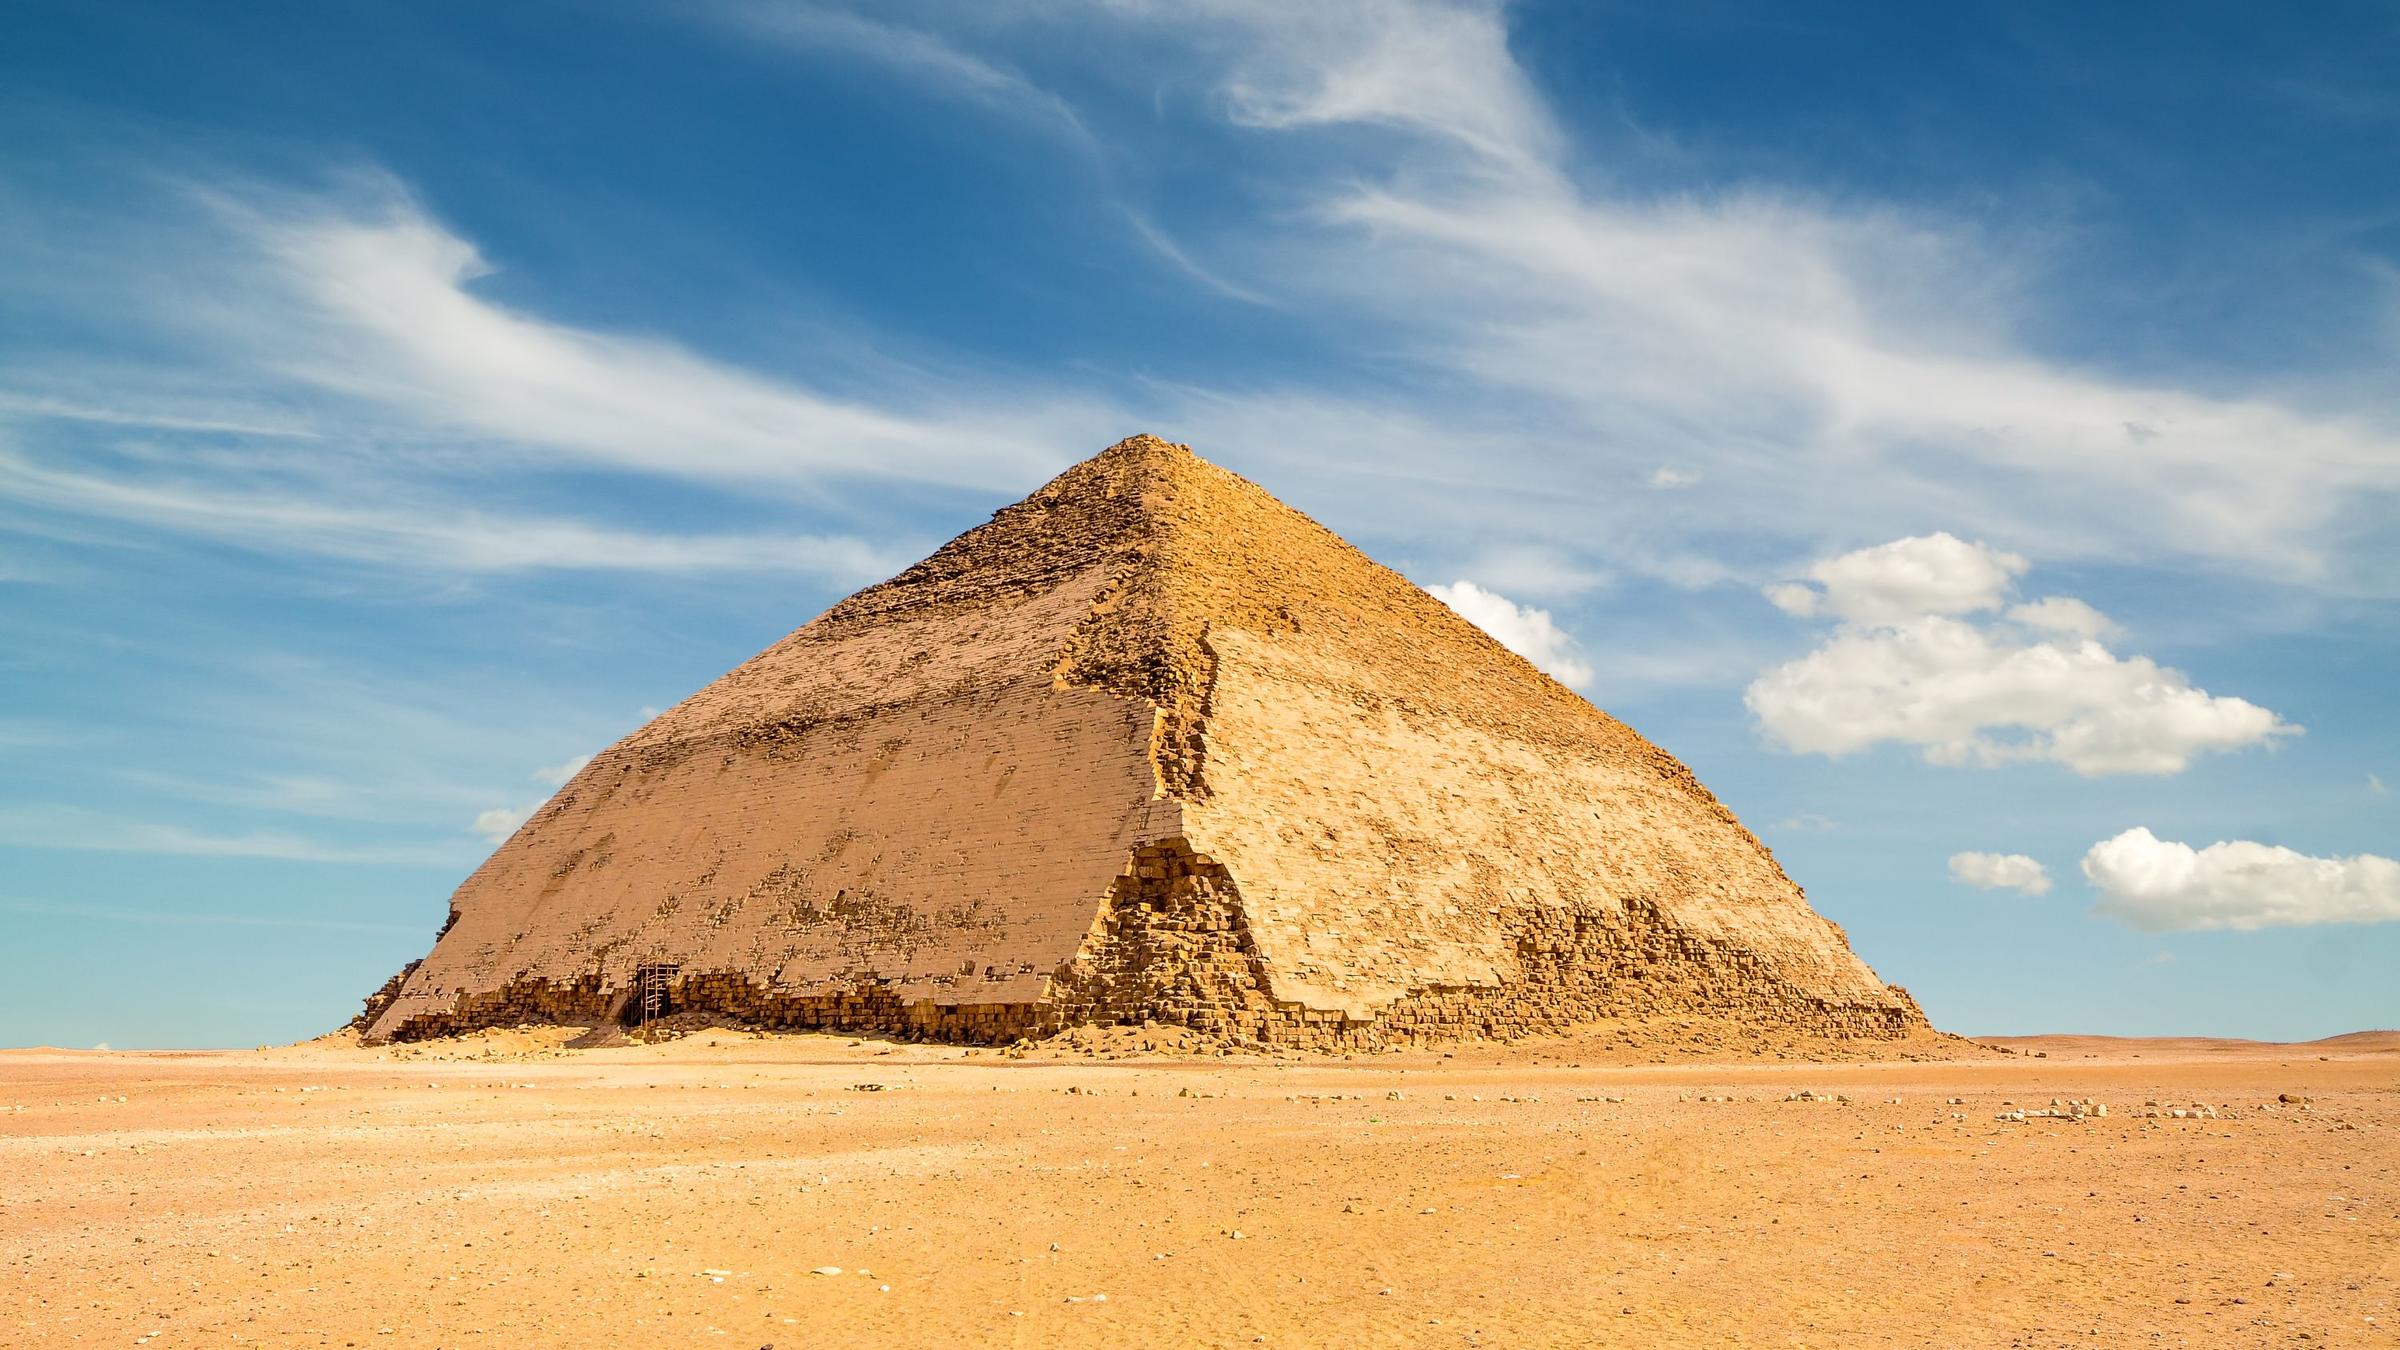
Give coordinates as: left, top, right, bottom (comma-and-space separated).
360, 436, 1926, 1046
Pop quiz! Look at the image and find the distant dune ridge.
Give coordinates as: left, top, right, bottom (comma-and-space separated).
358, 436, 1926, 1047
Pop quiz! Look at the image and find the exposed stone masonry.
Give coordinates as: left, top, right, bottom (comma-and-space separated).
377, 835, 1920, 1048
345, 960, 421, 1035
1049, 839, 1922, 1050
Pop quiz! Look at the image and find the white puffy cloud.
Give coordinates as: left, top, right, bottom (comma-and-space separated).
2082, 827, 2400, 931
1766, 533, 2026, 625
1747, 537, 2296, 776
2005, 596, 2118, 639
469, 806, 527, 845
1427, 579, 1593, 688
1648, 466, 1699, 489
1749, 617, 2292, 774
1762, 582, 1820, 617
1948, 851, 2053, 896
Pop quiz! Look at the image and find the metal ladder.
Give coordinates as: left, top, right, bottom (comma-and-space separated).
634, 962, 678, 1031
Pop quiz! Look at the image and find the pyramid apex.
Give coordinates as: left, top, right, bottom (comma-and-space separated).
1088, 433, 1198, 471
1100, 432, 1192, 457
1021, 434, 1219, 511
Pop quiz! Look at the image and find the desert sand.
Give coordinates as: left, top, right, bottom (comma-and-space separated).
4, 1028, 2393, 1347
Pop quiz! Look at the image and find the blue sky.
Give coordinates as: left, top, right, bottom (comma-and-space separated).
3, 1, 2395, 1048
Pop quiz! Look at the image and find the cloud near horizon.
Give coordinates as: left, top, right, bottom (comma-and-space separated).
2082, 827, 2400, 931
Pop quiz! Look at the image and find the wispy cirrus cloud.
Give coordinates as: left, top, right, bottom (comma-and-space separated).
0, 446, 908, 578
0, 805, 464, 866
972, 0, 2400, 593
225, 181, 1073, 491
32, 646, 644, 863
1192, 0, 1560, 175
0, 391, 323, 439
0, 167, 1117, 585
0, 896, 427, 936
720, 2, 1096, 149
17, 1, 2400, 605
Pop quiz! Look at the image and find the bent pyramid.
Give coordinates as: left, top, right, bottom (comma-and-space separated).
360, 436, 1925, 1046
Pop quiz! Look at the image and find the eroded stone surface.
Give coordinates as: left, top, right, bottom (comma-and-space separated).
361, 435, 1925, 1045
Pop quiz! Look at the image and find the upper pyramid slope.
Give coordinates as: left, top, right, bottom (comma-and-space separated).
360, 436, 1923, 1045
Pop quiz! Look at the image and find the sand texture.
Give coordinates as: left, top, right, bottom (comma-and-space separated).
4, 1033, 2393, 1347
360, 436, 1920, 1047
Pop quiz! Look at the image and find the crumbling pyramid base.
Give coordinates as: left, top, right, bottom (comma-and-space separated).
372, 836, 1922, 1050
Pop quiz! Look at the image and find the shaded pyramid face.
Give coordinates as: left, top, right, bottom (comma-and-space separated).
361, 436, 1925, 1045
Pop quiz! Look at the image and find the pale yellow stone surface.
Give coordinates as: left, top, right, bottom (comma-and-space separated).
1190, 628, 1893, 1019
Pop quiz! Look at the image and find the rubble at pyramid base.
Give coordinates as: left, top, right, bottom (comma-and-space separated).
1049, 839, 1925, 1049
371, 835, 1923, 1049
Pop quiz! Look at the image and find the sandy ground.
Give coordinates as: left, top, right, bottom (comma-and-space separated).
3, 1029, 2394, 1348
